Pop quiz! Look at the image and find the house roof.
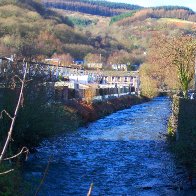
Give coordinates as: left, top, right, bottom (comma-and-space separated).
102, 71, 139, 77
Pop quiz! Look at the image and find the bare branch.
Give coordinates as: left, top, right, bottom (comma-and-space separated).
0, 62, 28, 163
0, 110, 13, 120
25, 79, 33, 83
3, 147, 29, 161
34, 156, 52, 196
21, 93, 24, 108
13, 75, 23, 83
0, 169, 14, 175
87, 183, 94, 196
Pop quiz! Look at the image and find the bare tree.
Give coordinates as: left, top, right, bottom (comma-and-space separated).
145, 35, 196, 98
0, 61, 29, 174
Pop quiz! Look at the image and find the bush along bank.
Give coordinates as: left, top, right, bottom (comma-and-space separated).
168, 95, 196, 188
1, 89, 147, 154
65, 95, 148, 124
8, 95, 148, 150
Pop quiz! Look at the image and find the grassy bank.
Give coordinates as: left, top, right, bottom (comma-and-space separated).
168, 95, 196, 184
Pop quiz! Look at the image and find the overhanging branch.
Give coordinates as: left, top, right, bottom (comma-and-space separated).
0, 62, 28, 163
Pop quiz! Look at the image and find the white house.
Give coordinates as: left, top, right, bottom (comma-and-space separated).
87, 63, 103, 69
111, 64, 127, 71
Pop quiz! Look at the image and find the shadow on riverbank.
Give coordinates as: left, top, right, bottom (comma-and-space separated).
168, 95, 196, 189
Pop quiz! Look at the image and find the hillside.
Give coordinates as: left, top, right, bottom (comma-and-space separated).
42, 1, 196, 55
52, 5, 196, 67
0, 0, 98, 59
1, 0, 196, 70
0, 0, 133, 61
114, 7, 196, 26
43, 0, 142, 16
43, 0, 196, 21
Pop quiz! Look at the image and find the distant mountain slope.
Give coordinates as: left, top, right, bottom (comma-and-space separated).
53, 7, 196, 66
42, 0, 142, 16
43, 0, 196, 22
0, 0, 73, 24
151, 6, 194, 12
0, 0, 129, 60
0, 0, 94, 58
1, 0, 196, 66
112, 8, 196, 28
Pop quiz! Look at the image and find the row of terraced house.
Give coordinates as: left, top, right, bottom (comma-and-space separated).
0, 56, 140, 102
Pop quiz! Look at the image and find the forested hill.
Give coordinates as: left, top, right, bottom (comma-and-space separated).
1, 0, 136, 60
0, 0, 73, 25
0, 0, 97, 59
113, 6, 196, 26
1, 0, 196, 66
42, 0, 196, 22
152, 6, 194, 13
42, 0, 142, 16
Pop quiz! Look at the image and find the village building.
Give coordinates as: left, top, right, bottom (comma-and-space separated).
101, 71, 140, 94
111, 64, 127, 71
45, 58, 60, 66
0, 56, 140, 102
86, 63, 103, 69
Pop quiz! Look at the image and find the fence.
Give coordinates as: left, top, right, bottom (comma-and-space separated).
54, 85, 133, 103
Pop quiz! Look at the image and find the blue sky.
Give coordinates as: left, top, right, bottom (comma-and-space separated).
108, 0, 196, 11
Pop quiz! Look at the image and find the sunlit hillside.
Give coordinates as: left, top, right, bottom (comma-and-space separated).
1, 0, 196, 65
53, 5, 196, 54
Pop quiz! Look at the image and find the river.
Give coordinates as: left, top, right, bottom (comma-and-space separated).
24, 97, 191, 195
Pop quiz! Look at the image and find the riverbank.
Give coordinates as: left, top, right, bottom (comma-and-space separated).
29, 95, 148, 148
168, 95, 196, 187
0, 95, 148, 195
24, 97, 189, 195
65, 95, 148, 124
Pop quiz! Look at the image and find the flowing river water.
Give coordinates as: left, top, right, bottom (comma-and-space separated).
24, 97, 192, 195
